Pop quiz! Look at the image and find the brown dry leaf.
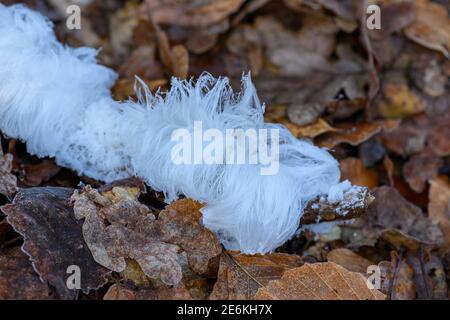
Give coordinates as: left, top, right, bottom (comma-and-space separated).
368, 186, 443, 248
291, 118, 339, 139
380, 113, 429, 156
409, 54, 448, 97
210, 251, 303, 300
428, 176, 450, 254
159, 199, 222, 277
404, 0, 450, 58
377, 251, 418, 299
327, 248, 373, 274
406, 250, 447, 299
22, 159, 61, 187
109, 2, 140, 63
104, 282, 192, 300
1, 187, 111, 299
403, 153, 443, 193
381, 111, 450, 157
185, 31, 219, 54
383, 155, 394, 187
145, 0, 245, 28
71, 184, 183, 286
0, 153, 18, 199
427, 111, 450, 157
0, 247, 54, 300
377, 79, 426, 119
170, 45, 189, 79
327, 97, 367, 121
287, 101, 327, 127
340, 157, 379, 190
153, 24, 189, 78
253, 15, 338, 77
316, 120, 399, 149
254, 262, 385, 300
118, 45, 165, 80
264, 106, 338, 138
342, 185, 443, 251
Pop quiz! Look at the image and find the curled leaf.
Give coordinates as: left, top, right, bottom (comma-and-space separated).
2, 187, 111, 299
71, 185, 183, 286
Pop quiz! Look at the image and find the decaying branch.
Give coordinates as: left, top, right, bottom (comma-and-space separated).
301, 186, 374, 225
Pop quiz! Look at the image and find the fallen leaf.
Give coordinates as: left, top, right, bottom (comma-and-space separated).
0, 153, 18, 199
159, 199, 222, 277
316, 120, 398, 149
186, 31, 218, 54
383, 155, 394, 187
254, 262, 385, 300
71, 185, 183, 286
210, 251, 303, 300
22, 159, 61, 187
358, 138, 387, 167
406, 249, 447, 299
340, 157, 379, 189
104, 282, 192, 300
428, 177, 450, 254
380, 113, 429, 156
153, 24, 189, 78
427, 111, 450, 157
287, 101, 327, 127
367, 186, 443, 248
381, 109, 450, 157
0, 247, 54, 300
109, 2, 140, 63
403, 153, 443, 193
384, 251, 416, 300
377, 76, 426, 119
287, 118, 338, 139
145, 0, 245, 28
327, 248, 373, 274
118, 45, 165, 80
2, 187, 111, 299
170, 45, 189, 79
404, 0, 450, 58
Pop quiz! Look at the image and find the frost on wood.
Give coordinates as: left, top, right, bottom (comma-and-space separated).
301, 184, 373, 225
0, 4, 372, 253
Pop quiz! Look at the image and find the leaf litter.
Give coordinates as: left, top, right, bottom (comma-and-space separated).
0, 0, 449, 300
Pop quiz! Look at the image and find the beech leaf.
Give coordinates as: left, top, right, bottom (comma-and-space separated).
254, 262, 386, 300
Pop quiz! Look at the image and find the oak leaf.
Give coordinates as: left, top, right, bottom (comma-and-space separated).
71, 184, 183, 286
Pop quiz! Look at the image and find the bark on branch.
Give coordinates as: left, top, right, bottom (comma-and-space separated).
301, 186, 374, 225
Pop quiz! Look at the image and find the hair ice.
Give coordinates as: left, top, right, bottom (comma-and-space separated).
0, 4, 343, 253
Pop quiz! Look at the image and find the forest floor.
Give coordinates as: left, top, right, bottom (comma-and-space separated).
0, 0, 449, 300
